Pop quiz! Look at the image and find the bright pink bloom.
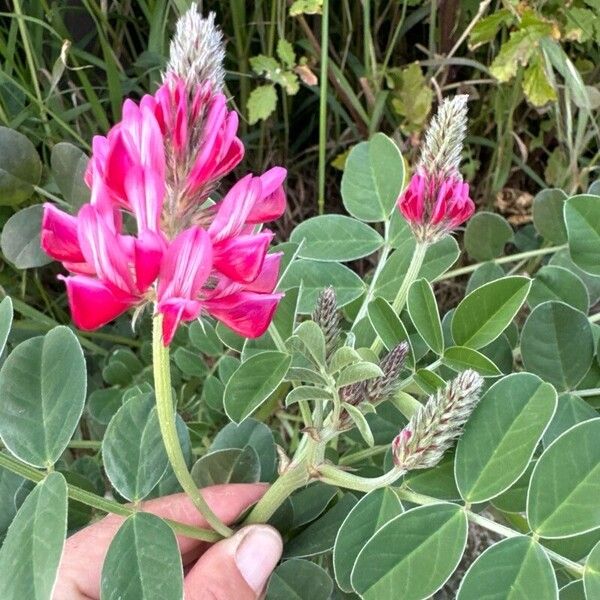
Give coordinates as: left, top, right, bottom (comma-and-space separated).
397, 171, 474, 242
41, 75, 285, 345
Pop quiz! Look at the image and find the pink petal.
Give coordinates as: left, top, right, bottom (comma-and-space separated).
245, 252, 282, 293
157, 226, 213, 303
158, 298, 202, 345
77, 204, 136, 294
209, 175, 262, 241
134, 230, 165, 291
205, 291, 283, 338
60, 275, 137, 330
212, 231, 274, 284
124, 166, 165, 233
41, 204, 85, 263
246, 167, 287, 224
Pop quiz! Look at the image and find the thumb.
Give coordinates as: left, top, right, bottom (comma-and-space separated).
184, 525, 283, 600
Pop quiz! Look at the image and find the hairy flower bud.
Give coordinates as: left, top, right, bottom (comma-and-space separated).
392, 370, 483, 471
165, 5, 226, 91
312, 287, 341, 356
397, 96, 475, 243
364, 342, 409, 402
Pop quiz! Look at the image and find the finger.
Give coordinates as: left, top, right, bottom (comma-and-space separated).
53, 483, 267, 600
184, 525, 282, 600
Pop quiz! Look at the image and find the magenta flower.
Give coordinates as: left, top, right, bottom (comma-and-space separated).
397, 171, 474, 242
42, 76, 285, 345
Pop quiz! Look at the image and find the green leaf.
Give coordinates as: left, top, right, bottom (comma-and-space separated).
529, 266, 589, 312
294, 320, 326, 366
490, 20, 552, 82
280, 259, 365, 314
389, 63, 433, 133
521, 301, 593, 391
333, 488, 403, 592
442, 346, 501, 377
191, 447, 261, 486
407, 279, 444, 354
455, 373, 557, 503
351, 502, 468, 600
100, 513, 182, 600
469, 9, 514, 48
584, 540, 600, 599
341, 133, 404, 222
189, 320, 222, 355
527, 419, 600, 538
560, 580, 586, 599
286, 385, 332, 406
0, 296, 13, 357
266, 559, 333, 600
328, 346, 362, 374
457, 536, 558, 599
550, 249, 600, 305
0, 327, 86, 468
533, 188, 568, 244
102, 394, 168, 502
0, 472, 67, 600
466, 262, 506, 294
284, 494, 357, 558
210, 419, 277, 482
50, 142, 90, 209
523, 52, 557, 106
290, 482, 337, 528
451, 276, 531, 349
289, 0, 323, 15
291, 215, 383, 261
491, 463, 535, 514
224, 351, 291, 423
464, 212, 513, 261
367, 296, 412, 354
336, 361, 383, 387
565, 194, 600, 275
247, 84, 277, 124
0, 126, 41, 205
342, 403, 375, 447
1, 205, 52, 269
276, 39, 296, 68
543, 393, 598, 447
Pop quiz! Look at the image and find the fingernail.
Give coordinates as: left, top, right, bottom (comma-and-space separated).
235, 525, 283, 593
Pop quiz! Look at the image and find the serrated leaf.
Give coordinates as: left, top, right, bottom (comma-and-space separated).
523, 53, 557, 106
247, 84, 277, 125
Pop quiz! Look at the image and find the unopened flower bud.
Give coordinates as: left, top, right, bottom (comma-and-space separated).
312, 287, 341, 356
392, 370, 483, 471
364, 342, 409, 403
166, 5, 225, 91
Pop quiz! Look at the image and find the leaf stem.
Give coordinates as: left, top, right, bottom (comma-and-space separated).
0, 451, 219, 542
437, 244, 567, 282
152, 313, 233, 538
317, 463, 405, 492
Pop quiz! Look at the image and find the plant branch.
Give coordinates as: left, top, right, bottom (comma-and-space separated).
152, 313, 233, 538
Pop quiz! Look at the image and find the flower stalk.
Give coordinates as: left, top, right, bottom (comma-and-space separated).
152, 313, 233, 538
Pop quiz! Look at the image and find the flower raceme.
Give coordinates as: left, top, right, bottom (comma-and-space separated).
41, 76, 286, 345
397, 95, 475, 242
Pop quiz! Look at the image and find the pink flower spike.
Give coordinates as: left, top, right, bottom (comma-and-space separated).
124, 166, 165, 234
247, 167, 287, 224
212, 230, 274, 284
60, 275, 137, 331
41, 204, 85, 263
205, 291, 284, 338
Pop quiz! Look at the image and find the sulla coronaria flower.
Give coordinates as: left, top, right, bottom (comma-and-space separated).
41, 8, 285, 345
397, 95, 475, 243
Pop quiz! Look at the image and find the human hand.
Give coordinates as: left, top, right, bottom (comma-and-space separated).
53, 483, 282, 600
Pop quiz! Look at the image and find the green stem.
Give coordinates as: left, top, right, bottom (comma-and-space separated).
397, 488, 585, 578
244, 459, 310, 524
437, 244, 566, 282
152, 314, 233, 538
317, 463, 405, 492
371, 240, 428, 356
0, 451, 219, 542
317, 0, 329, 215
354, 223, 392, 325
576, 387, 600, 398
